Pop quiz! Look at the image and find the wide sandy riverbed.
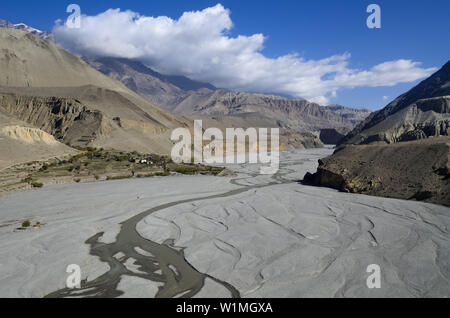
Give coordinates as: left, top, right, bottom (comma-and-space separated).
0, 148, 449, 297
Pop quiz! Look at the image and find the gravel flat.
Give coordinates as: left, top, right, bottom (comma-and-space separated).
0, 148, 449, 298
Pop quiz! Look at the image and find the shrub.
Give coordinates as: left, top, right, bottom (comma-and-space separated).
31, 182, 44, 188
22, 176, 33, 184
74, 178, 81, 183
155, 171, 170, 177
106, 175, 132, 181
22, 220, 31, 228
174, 166, 197, 175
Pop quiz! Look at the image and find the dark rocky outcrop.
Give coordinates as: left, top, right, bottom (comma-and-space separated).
0, 93, 109, 146
305, 137, 450, 206
319, 129, 345, 145
305, 61, 450, 206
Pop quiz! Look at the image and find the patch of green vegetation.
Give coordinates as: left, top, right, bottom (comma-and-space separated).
1, 148, 225, 195
173, 166, 197, 175
136, 171, 171, 178
156, 171, 171, 177
22, 220, 31, 228
68, 153, 86, 163
106, 175, 133, 181
21, 175, 33, 184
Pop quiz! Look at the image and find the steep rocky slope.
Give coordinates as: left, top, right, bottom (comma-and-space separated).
86, 57, 215, 108
177, 90, 370, 134
0, 111, 77, 170
0, 29, 130, 90
0, 28, 189, 154
341, 60, 450, 145
305, 61, 450, 206
305, 137, 450, 206
0, 93, 111, 146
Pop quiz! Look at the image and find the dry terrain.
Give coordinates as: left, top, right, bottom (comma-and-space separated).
0, 149, 448, 298
305, 137, 450, 206
306, 61, 450, 206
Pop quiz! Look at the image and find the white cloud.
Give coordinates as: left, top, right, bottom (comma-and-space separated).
53, 4, 437, 104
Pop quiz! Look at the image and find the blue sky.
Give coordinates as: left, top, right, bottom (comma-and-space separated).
2, 0, 449, 110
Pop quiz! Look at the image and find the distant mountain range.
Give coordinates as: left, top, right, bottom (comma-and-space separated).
87, 57, 371, 139
0, 19, 53, 41
0, 19, 371, 144
0, 27, 329, 169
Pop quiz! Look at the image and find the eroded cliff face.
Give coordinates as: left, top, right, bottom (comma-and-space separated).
87, 57, 371, 135
304, 137, 450, 206
346, 96, 450, 145
305, 62, 450, 206
341, 61, 450, 146
0, 94, 110, 146
1, 125, 59, 145
178, 90, 371, 134
0, 28, 190, 155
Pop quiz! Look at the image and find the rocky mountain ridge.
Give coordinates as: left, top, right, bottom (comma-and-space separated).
88, 57, 371, 141
0, 19, 53, 41
341, 60, 450, 145
305, 60, 450, 206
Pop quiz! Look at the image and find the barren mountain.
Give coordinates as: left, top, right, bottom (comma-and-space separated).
341, 60, 450, 145
0, 29, 133, 90
0, 19, 53, 42
88, 57, 371, 139
0, 28, 189, 156
305, 61, 450, 206
305, 137, 450, 206
0, 28, 323, 168
175, 90, 370, 134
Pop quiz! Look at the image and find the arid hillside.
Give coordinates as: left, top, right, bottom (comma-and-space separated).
88, 57, 371, 138
0, 28, 192, 157
305, 137, 450, 206
306, 61, 450, 206
0, 110, 78, 170
341, 60, 450, 145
